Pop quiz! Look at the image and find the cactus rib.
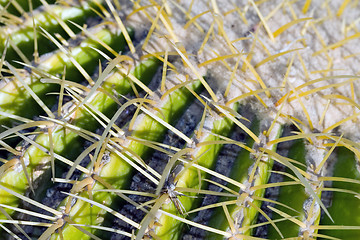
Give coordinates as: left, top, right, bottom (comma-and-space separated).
0, 1, 101, 63
148, 101, 237, 240
0, 24, 128, 131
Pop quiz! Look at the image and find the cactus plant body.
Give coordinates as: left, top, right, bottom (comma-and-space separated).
1, 0, 360, 240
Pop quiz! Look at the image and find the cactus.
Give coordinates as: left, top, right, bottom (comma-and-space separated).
1, 0, 360, 240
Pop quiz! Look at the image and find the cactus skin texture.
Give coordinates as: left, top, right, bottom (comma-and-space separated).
1, 1, 360, 240
0, 1, 101, 64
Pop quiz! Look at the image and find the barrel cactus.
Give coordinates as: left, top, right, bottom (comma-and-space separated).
0, 0, 360, 239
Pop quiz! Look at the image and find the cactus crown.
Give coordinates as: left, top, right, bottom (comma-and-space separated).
0, 0, 360, 239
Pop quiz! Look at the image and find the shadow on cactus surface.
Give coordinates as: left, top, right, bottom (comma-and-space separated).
1, 0, 360, 239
